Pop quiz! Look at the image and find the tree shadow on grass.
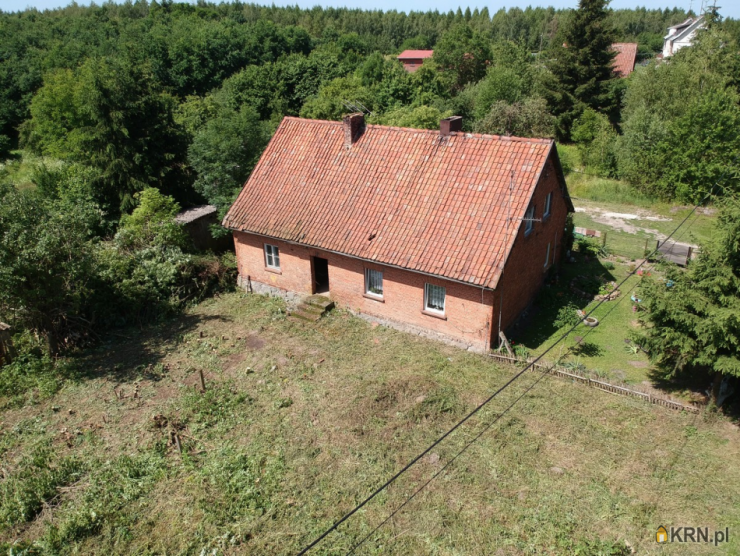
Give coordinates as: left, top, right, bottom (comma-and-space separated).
648, 366, 740, 420
69, 312, 232, 385
571, 341, 603, 357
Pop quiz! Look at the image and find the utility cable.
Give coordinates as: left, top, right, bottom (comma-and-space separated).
347, 271, 651, 554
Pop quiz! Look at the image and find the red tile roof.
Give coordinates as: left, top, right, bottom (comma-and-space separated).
611, 43, 638, 77
223, 117, 566, 289
397, 50, 434, 60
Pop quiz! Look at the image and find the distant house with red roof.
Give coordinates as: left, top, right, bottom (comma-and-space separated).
397, 50, 434, 72
611, 43, 638, 77
223, 114, 573, 351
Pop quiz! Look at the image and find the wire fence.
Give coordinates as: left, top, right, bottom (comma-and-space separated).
487, 352, 699, 413
573, 227, 697, 264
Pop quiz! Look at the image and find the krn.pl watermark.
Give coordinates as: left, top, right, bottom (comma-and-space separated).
657, 525, 729, 546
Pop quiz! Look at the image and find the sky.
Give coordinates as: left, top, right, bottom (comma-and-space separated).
2, 0, 738, 19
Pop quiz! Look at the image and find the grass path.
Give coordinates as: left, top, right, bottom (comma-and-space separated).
1, 292, 738, 554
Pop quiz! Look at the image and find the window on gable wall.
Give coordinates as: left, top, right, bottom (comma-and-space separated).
365, 268, 383, 297
264, 244, 280, 269
525, 204, 535, 235
544, 192, 552, 218
544, 242, 551, 268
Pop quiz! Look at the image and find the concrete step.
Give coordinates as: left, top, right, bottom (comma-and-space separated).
290, 308, 323, 322
296, 303, 324, 315
304, 295, 335, 311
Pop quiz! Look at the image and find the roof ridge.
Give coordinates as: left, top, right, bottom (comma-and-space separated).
282, 116, 554, 144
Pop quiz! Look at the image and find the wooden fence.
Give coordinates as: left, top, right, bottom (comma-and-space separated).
487, 353, 700, 413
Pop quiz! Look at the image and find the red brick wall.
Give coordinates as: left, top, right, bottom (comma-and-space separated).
492, 155, 570, 342
233, 231, 495, 349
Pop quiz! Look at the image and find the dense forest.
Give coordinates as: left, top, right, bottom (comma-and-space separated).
1, 0, 740, 368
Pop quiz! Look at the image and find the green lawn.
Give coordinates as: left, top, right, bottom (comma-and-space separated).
511, 250, 655, 386
1, 292, 738, 555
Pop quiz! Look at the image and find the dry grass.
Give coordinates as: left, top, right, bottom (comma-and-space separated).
1, 291, 738, 555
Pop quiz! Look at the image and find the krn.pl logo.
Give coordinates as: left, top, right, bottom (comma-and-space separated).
656, 525, 668, 543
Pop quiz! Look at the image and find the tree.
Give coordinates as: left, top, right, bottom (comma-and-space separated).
474, 97, 556, 138
433, 24, 492, 91
371, 105, 450, 130
616, 25, 740, 201
545, 0, 617, 137
188, 105, 271, 212
299, 76, 371, 121
0, 184, 103, 353
21, 57, 191, 213
637, 201, 740, 405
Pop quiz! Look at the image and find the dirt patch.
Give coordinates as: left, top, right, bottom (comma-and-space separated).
575, 206, 671, 239
244, 334, 265, 350
628, 361, 648, 368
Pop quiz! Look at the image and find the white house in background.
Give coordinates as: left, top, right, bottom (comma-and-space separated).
662, 16, 705, 58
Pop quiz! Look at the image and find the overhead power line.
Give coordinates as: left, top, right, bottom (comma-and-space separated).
347, 272, 648, 554
296, 189, 715, 556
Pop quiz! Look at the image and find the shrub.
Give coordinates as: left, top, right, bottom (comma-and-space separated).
554, 303, 582, 329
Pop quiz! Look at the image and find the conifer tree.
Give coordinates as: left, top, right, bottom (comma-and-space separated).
545, 0, 617, 138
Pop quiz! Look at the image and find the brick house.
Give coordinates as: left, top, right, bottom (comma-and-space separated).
223, 114, 573, 351
397, 50, 433, 72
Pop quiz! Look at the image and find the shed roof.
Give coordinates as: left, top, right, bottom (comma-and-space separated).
175, 205, 218, 224
223, 117, 571, 289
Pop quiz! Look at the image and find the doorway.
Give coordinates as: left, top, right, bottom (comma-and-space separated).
312, 257, 330, 294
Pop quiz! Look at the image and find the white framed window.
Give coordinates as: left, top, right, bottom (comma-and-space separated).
524, 204, 535, 235
544, 192, 552, 218
364, 268, 383, 297
264, 244, 280, 269
544, 242, 551, 268
424, 283, 446, 314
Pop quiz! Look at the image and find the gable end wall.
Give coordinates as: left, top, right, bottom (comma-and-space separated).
492, 154, 570, 342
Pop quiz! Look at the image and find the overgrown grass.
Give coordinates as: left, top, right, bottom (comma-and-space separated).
512, 251, 652, 385
0, 292, 737, 554
0, 150, 62, 191
567, 172, 659, 208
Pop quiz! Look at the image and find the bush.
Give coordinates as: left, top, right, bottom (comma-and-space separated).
553, 303, 582, 329
571, 108, 617, 177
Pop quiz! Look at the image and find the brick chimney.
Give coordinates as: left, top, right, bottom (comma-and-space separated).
440, 116, 463, 136
343, 113, 365, 147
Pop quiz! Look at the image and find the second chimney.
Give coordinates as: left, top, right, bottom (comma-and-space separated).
440, 116, 463, 136
343, 113, 365, 147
